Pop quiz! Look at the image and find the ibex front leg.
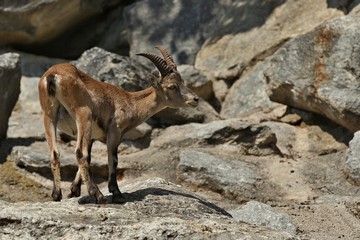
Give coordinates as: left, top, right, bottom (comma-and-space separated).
107, 129, 126, 203
75, 109, 105, 204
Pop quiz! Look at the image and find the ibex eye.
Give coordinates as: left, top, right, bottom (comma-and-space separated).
168, 84, 177, 90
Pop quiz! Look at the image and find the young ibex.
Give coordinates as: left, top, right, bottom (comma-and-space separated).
38, 47, 199, 203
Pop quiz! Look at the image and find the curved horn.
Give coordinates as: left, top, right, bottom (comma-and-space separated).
137, 52, 172, 77
155, 46, 177, 71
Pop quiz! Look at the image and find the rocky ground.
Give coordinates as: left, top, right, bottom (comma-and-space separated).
2, 0, 360, 239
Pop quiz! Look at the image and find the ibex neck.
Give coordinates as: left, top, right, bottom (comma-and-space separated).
130, 87, 166, 123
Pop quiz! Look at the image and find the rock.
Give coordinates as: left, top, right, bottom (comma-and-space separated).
177, 65, 213, 101
151, 119, 278, 156
74, 47, 150, 92
265, 15, 360, 132
344, 132, 360, 185
17, 52, 66, 77
221, 60, 284, 119
36, 3, 129, 58
0, 1, 118, 45
153, 99, 221, 126
230, 201, 296, 236
195, 0, 343, 77
0, 0, 126, 58
125, 0, 285, 65
263, 121, 347, 158
0, 53, 21, 143
177, 150, 261, 202
7, 76, 45, 139
123, 122, 152, 141
0, 178, 291, 239
11, 142, 109, 182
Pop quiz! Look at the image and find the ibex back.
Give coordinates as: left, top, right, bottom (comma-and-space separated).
38, 47, 199, 203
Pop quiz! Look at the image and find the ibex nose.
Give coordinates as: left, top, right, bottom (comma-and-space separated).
194, 96, 199, 103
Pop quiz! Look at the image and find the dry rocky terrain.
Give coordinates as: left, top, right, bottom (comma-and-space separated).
2, 0, 360, 239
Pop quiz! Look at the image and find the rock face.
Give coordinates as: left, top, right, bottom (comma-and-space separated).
265, 15, 360, 132
177, 150, 261, 202
221, 60, 284, 119
0, 53, 21, 143
3, 1, 360, 239
74, 47, 150, 91
195, 0, 343, 76
344, 131, 360, 185
0, 1, 119, 44
0, 178, 291, 239
125, 0, 285, 65
150, 119, 278, 156
230, 201, 296, 236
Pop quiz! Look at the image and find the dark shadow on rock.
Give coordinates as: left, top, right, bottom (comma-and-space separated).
0, 137, 43, 164
326, 0, 359, 13
289, 108, 354, 146
78, 187, 232, 217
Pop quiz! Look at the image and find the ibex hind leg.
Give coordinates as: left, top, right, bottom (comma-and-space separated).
68, 140, 95, 199
43, 110, 62, 201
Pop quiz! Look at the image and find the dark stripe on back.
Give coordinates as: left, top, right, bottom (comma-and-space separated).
47, 74, 56, 96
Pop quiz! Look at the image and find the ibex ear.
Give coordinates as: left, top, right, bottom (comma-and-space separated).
147, 71, 162, 90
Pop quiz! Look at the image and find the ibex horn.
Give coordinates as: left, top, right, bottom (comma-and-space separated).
155, 46, 177, 71
137, 52, 172, 77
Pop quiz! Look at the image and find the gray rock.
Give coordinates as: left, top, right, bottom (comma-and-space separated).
0, 178, 290, 239
0, 1, 117, 43
0, 53, 21, 143
344, 131, 360, 185
263, 121, 346, 158
123, 122, 152, 141
12, 144, 108, 181
74, 47, 150, 92
177, 64, 213, 101
221, 60, 284, 119
230, 201, 296, 236
153, 99, 221, 126
195, 0, 342, 78
177, 150, 261, 202
151, 119, 278, 156
125, 0, 284, 66
265, 15, 360, 131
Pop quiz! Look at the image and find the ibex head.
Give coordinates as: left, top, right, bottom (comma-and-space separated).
137, 47, 199, 108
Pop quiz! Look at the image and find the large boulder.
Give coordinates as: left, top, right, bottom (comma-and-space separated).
265, 15, 360, 131
221, 60, 284, 119
195, 0, 343, 76
0, 0, 119, 45
150, 119, 278, 156
177, 150, 261, 202
74, 47, 150, 91
230, 201, 296, 236
124, 0, 285, 65
0, 53, 21, 144
344, 131, 360, 185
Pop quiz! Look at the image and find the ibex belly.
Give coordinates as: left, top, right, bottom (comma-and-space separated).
57, 106, 106, 142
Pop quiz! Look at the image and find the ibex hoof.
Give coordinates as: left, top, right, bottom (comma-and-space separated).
52, 189, 62, 202
67, 186, 81, 198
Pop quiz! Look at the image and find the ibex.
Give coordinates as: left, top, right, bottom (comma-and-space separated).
38, 47, 199, 203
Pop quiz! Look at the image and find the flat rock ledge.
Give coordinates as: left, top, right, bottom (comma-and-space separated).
0, 178, 291, 240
